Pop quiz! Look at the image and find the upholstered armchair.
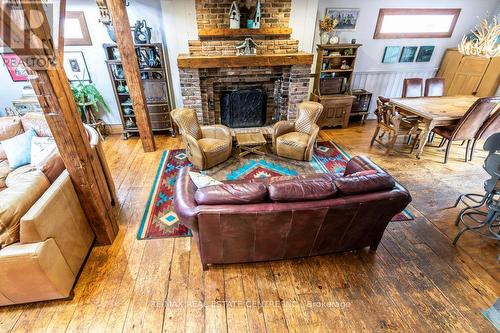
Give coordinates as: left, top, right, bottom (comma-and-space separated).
272, 101, 323, 161
171, 108, 232, 170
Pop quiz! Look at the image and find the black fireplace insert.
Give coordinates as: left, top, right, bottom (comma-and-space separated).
220, 88, 267, 128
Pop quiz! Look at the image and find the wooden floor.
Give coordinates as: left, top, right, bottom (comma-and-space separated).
1, 121, 498, 332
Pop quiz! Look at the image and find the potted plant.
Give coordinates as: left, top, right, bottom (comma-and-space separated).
71, 82, 111, 125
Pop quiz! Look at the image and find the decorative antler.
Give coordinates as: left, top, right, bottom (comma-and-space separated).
458, 16, 500, 57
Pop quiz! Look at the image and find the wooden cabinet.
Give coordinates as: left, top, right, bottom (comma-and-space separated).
103, 43, 174, 138
311, 93, 355, 129
437, 48, 497, 96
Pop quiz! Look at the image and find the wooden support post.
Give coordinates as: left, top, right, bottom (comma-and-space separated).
106, 0, 155, 152
0, 0, 118, 244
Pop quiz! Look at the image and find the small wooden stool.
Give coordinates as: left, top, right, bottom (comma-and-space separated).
235, 132, 267, 157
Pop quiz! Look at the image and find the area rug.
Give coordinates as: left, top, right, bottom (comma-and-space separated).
138, 141, 414, 240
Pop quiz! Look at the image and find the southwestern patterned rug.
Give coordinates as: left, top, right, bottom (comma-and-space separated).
138, 141, 414, 240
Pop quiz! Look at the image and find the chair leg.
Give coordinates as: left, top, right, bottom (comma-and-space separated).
460, 140, 465, 146
469, 138, 477, 161
370, 127, 380, 147
410, 133, 420, 153
465, 140, 471, 162
437, 137, 446, 148
386, 134, 397, 155
444, 140, 452, 164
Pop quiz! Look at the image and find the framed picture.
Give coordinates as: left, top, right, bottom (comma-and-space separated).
416, 46, 435, 62
325, 8, 360, 31
64, 11, 92, 46
399, 46, 418, 63
63, 51, 91, 82
382, 46, 401, 64
1, 53, 28, 81
374, 8, 461, 39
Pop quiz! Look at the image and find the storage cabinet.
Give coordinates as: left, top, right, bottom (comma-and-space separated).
311, 93, 355, 129
103, 43, 174, 138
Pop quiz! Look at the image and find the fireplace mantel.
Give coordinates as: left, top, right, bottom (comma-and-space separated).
177, 52, 313, 69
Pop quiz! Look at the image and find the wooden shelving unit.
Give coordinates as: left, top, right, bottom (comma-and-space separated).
311, 44, 362, 129
103, 43, 174, 138
198, 27, 292, 38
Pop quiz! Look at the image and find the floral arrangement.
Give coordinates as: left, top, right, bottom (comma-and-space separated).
319, 15, 338, 32
458, 16, 500, 57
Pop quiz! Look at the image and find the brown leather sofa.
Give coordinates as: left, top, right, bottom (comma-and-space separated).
174, 156, 411, 270
171, 108, 232, 170
272, 101, 323, 161
0, 114, 95, 306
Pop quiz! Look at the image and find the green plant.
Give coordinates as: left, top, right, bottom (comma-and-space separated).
71, 82, 111, 113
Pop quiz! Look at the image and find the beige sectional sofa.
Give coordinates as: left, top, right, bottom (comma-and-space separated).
0, 113, 95, 306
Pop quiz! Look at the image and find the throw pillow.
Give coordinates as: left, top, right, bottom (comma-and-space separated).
189, 171, 222, 189
31, 136, 57, 168
0, 129, 36, 169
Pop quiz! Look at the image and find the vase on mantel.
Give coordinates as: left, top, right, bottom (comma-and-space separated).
329, 32, 339, 44
320, 32, 329, 44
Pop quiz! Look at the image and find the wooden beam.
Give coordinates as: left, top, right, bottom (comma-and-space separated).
177, 52, 314, 69
0, 1, 118, 245
106, 0, 155, 152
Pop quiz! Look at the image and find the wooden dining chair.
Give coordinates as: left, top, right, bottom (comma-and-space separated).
432, 97, 500, 163
370, 99, 421, 155
469, 108, 500, 161
424, 78, 445, 97
402, 78, 423, 98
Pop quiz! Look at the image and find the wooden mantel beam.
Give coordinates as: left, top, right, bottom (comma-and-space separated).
0, 0, 118, 244
106, 0, 155, 152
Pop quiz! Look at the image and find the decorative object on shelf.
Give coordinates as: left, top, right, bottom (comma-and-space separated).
247, 0, 261, 29
112, 47, 120, 60
329, 32, 339, 44
319, 15, 338, 44
63, 51, 91, 82
106, 24, 116, 42
112, 64, 125, 79
399, 46, 418, 63
64, 11, 92, 46
325, 8, 359, 31
141, 72, 149, 80
416, 46, 435, 62
458, 16, 500, 57
351, 38, 357, 44
238, 0, 250, 29
125, 118, 136, 129
137, 48, 149, 68
147, 47, 161, 68
343, 48, 353, 56
382, 46, 401, 64
123, 107, 134, 115
117, 81, 127, 93
229, 1, 240, 29
152, 71, 163, 79
236, 38, 257, 56
340, 60, 350, 70
133, 20, 152, 44
1, 53, 28, 81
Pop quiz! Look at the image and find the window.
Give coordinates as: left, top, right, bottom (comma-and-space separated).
373, 8, 461, 39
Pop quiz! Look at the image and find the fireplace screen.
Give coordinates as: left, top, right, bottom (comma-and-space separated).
220, 89, 267, 128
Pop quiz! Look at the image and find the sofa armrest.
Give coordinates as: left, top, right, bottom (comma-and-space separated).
304, 124, 319, 161
344, 155, 386, 176
272, 121, 295, 150
20, 171, 94, 275
173, 167, 200, 232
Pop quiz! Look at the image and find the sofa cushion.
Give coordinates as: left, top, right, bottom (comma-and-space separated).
0, 160, 12, 189
276, 131, 310, 148
0, 117, 24, 161
31, 136, 57, 168
1, 129, 36, 169
195, 183, 267, 205
334, 173, 395, 196
40, 152, 65, 183
189, 172, 222, 189
268, 174, 337, 202
0, 169, 50, 248
20, 113, 52, 137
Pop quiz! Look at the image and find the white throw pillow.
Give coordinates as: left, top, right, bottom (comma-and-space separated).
31, 136, 57, 169
189, 171, 222, 189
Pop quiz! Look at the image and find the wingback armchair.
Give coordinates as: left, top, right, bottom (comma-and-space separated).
171, 108, 232, 170
272, 101, 323, 161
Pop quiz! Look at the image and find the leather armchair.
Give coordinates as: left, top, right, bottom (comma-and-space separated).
272, 101, 323, 161
171, 108, 232, 170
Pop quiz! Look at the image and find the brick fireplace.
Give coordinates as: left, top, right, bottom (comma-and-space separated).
177, 0, 313, 127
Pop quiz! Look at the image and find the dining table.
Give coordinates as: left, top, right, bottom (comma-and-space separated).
390, 95, 480, 159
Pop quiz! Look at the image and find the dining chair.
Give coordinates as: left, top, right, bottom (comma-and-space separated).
469, 108, 500, 161
402, 78, 423, 98
424, 78, 445, 97
370, 100, 421, 155
431, 97, 500, 163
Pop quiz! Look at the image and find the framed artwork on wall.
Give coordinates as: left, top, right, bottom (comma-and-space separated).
399, 46, 418, 63
374, 8, 461, 39
416, 46, 435, 62
382, 46, 401, 64
63, 51, 91, 82
64, 11, 92, 46
325, 8, 360, 31
1, 53, 28, 82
